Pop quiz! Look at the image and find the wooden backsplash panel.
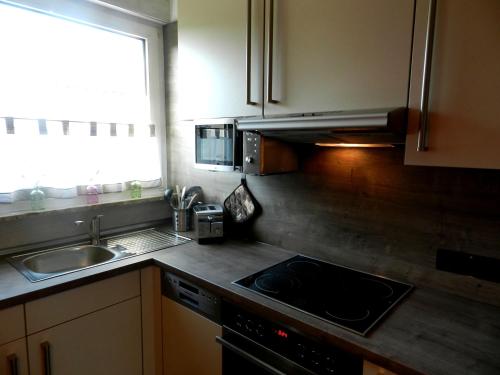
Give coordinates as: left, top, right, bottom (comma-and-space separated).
164, 21, 500, 306
168, 120, 500, 306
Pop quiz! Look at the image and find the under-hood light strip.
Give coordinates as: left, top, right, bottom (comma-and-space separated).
315, 143, 395, 148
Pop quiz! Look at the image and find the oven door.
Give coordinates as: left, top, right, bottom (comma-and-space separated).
217, 327, 316, 375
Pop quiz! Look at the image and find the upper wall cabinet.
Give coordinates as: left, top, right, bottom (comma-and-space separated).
405, 0, 500, 169
177, 0, 415, 121
263, 0, 414, 116
178, 0, 264, 120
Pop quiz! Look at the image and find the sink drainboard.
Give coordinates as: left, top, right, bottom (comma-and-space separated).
108, 229, 190, 255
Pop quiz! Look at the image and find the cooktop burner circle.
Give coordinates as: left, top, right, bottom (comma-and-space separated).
325, 306, 371, 322
254, 273, 301, 295
286, 260, 322, 275
359, 278, 394, 300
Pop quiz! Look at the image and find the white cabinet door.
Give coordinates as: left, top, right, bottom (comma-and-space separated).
0, 304, 25, 345
263, 0, 415, 116
178, 0, 264, 120
28, 297, 142, 375
162, 296, 222, 375
405, 0, 500, 169
0, 338, 29, 375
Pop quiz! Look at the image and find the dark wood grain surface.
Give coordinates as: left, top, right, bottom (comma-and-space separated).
164, 21, 500, 309
1, 236, 499, 375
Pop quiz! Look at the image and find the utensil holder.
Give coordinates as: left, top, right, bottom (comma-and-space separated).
173, 209, 191, 232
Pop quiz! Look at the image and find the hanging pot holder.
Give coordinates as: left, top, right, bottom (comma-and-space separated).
224, 176, 261, 224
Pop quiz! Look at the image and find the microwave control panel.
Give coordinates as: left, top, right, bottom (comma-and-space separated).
243, 132, 261, 175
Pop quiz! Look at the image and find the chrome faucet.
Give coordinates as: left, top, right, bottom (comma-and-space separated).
74, 215, 104, 246
90, 215, 103, 246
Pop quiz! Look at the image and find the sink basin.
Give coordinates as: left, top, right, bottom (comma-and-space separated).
8, 244, 124, 282
22, 245, 117, 275
7, 229, 191, 282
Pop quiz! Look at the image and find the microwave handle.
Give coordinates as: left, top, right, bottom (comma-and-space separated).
246, 0, 257, 105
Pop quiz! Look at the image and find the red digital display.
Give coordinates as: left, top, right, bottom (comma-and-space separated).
275, 329, 288, 338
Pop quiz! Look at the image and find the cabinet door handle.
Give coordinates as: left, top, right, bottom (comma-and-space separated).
41, 341, 52, 375
246, 0, 257, 105
7, 354, 19, 375
417, 0, 438, 151
267, 0, 279, 104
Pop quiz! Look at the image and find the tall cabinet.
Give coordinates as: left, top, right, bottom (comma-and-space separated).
177, 0, 415, 120
405, 0, 500, 169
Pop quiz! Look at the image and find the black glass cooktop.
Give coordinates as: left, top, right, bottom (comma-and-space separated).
233, 255, 413, 336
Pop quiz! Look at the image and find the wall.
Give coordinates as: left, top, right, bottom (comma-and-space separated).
165, 22, 500, 307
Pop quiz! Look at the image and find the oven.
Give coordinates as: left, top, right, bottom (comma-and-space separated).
218, 302, 363, 375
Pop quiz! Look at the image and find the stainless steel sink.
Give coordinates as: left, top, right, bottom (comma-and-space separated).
22, 245, 117, 275
7, 229, 191, 282
8, 244, 124, 282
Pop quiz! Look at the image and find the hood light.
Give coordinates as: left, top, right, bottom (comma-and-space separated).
315, 143, 395, 148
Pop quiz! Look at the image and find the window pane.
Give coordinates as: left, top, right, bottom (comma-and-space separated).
0, 2, 148, 125
0, 3, 161, 201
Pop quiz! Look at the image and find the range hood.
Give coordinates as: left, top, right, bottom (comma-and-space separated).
237, 107, 407, 145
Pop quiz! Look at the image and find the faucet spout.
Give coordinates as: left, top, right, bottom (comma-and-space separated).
90, 215, 104, 246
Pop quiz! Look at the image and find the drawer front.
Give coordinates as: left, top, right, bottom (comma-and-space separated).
0, 305, 25, 345
26, 271, 140, 334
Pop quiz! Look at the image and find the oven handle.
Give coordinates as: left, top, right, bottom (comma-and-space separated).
215, 336, 287, 375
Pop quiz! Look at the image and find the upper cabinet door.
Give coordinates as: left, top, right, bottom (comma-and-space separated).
263, 0, 415, 116
178, 0, 264, 120
405, 0, 500, 169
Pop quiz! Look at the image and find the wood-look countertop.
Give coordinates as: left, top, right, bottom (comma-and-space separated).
0, 236, 498, 375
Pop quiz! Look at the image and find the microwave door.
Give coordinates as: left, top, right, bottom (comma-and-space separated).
195, 120, 239, 172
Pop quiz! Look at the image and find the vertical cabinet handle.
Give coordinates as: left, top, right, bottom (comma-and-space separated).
246, 0, 257, 105
41, 341, 52, 375
267, 0, 279, 104
7, 354, 19, 375
417, 0, 438, 152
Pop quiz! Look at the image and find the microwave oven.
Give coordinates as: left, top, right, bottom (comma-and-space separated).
194, 118, 241, 172
194, 118, 297, 175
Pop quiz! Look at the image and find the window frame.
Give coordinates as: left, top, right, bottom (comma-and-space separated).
0, 0, 167, 216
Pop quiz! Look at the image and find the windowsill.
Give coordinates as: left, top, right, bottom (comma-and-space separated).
0, 188, 166, 222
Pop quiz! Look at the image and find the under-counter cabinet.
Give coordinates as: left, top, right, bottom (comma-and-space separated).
178, 0, 415, 120
0, 305, 28, 375
162, 296, 222, 375
25, 271, 142, 375
405, 0, 500, 169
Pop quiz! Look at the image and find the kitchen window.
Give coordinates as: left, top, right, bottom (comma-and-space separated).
0, 0, 166, 214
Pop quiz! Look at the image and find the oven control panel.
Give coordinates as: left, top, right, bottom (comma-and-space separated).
163, 272, 220, 323
223, 302, 362, 375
